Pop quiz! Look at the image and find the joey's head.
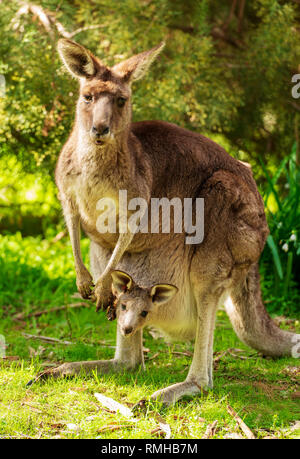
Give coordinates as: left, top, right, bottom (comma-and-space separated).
111, 270, 178, 337
57, 39, 165, 148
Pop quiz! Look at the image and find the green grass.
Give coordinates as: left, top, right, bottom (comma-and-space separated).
0, 233, 299, 439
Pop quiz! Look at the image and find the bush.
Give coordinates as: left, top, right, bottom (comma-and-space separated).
260, 143, 300, 316
0, 0, 299, 172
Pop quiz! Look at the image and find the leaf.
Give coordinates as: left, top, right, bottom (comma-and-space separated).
158, 422, 171, 439
224, 432, 244, 439
259, 156, 282, 211
266, 234, 283, 280
94, 393, 134, 418
66, 423, 80, 431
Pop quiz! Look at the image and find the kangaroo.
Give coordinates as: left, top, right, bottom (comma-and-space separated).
49, 38, 300, 404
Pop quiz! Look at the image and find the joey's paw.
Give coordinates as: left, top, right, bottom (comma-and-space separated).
76, 271, 94, 299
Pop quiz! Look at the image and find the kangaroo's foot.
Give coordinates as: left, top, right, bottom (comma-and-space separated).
150, 379, 210, 405
76, 268, 94, 299
26, 359, 131, 386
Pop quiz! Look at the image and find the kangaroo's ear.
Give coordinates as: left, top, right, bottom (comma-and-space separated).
150, 283, 178, 305
111, 270, 133, 296
112, 41, 165, 83
57, 39, 105, 79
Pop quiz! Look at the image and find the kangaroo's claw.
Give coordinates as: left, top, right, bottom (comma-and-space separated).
132, 399, 148, 415
25, 368, 56, 387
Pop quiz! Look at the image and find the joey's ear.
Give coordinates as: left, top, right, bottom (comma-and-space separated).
150, 283, 178, 305
112, 41, 165, 83
111, 270, 133, 296
57, 39, 105, 79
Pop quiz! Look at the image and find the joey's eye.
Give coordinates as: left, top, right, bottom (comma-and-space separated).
121, 304, 126, 311
116, 97, 126, 108
141, 310, 148, 318
83, 94, 93, 103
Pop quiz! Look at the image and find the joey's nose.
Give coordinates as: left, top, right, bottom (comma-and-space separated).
92, 125, 110, 136
124, 326, 133, 335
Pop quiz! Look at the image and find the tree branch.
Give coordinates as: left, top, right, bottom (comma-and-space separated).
11, 3, 107, 40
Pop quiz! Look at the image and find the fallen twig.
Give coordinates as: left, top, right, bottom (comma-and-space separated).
226, 405, 255, 439
15, 302, 90, 320
22, 333, 73, 346
213, 350, 228, 365
202, 420, 218, 439
2, 356, 19, 361
147, 352, 159, 360
21, 402, 43, 414
97, 424, 134, 433
172, 351, 193, 357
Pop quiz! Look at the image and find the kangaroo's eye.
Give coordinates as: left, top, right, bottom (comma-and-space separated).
121, 304, 126, 311
83, 94, 93, 103
116, 97, 126, 108
141, 310, 148, 318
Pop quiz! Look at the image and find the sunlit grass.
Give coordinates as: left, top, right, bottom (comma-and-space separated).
0, 234, 299, 439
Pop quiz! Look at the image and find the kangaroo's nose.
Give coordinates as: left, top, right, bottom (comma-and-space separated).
92, 125, 110, 136
124, 326, 133, 335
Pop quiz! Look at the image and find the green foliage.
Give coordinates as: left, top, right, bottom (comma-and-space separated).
0, 155, 60, 235
260, 143, 300, 315
0, 0, 299, 171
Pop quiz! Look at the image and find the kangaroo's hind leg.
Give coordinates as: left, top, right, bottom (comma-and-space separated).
150, 285, 221, 405
29, 326, 144, 384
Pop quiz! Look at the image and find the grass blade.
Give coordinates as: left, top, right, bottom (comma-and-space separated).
266, 234, 283, 280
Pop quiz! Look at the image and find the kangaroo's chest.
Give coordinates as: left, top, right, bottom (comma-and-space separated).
63, 169, 119, 243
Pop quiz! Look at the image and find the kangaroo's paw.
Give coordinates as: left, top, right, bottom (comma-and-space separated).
93, 275, 115, 311
151, 380, 208, 405
132, 398, 149, 415
76, 269, 94, 299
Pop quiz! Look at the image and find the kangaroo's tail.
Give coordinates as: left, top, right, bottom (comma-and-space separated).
225, 263, 300, 357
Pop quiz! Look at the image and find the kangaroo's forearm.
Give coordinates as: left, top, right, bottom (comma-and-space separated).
64, 211, 86, 274
63, 206, 94, 298
100, 231, 134, 278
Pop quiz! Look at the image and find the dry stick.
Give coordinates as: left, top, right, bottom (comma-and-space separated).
213, 350, 228, 365
51, 230, 67, 243
22, 333, 73, 346
147, 352, 159, 360
98, 424, 134, 433
202, 420, 218, 439
14, 302, 90, 320
226, 405, 256, 439
223, 0, 238, 31
172, 351, 193, 357
238, 0, 246, 34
